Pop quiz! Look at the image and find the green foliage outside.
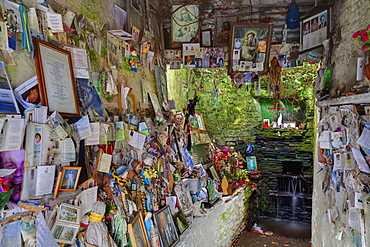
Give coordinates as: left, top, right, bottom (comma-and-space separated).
167, 63, 317, 145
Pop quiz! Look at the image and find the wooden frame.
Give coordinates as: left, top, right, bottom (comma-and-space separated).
33, 38, 80, 117
51, 222, 79, 244
189, 111, 206, 131
127, 92, 137, 116
173, 210, 189, 235
57, 203, 81, 225
171, 4, 199, 44
59, 166, 81, 192
154, 205, 179, 247
201, 29, 212, 47
300, 9, 329, 52
128, 213, 150, 247
246, 156, 258, 171
229, 23, 273, 74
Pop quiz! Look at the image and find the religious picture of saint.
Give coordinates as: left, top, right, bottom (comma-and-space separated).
172, 5, 199, 43
59, 167, 81, 191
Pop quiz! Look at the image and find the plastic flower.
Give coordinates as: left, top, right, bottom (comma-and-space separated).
352, 31, 361, 40
362, 45, 370, 52
361, 35, 369, 42
367, 25, 370, 31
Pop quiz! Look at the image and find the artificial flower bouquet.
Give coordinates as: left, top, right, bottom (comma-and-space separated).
0, 178, 13, 210
352, 24, 370, 52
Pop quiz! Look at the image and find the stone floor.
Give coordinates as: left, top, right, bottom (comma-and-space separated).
232, 231, 312, 247
232, 218, 312, 247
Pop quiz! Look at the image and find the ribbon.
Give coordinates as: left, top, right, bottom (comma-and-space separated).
89, 212, 104, 222
19, 4, 32, 52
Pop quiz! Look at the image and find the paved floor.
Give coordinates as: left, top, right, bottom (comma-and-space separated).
232, 218, 312, 247
232, 231, 312, 247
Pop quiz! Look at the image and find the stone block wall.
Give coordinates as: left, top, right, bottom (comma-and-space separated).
254, 128, 313, 224
177, 186, 257, 247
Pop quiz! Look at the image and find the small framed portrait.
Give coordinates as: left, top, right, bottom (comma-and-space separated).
59, 167, 81, 192
173, 210, 189, 235
209, 166, 220, 181
127, 213, 149, 247
201, 29, 212, 47
51, 222, 79, 244
154, 205, 179, 247
246, 156, 257, 171
57, 203, 81, 224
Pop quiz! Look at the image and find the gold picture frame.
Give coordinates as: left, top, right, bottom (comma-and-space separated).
33, 38, 80, 117
59, 166, 82, 192
128, 213, 150, 247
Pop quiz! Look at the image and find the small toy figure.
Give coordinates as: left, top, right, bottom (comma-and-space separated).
129, 46, 140, 72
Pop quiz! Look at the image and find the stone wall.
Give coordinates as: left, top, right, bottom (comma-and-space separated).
312, 1, 370, 247
255, 128, 313, 224
177, 186, 258, 247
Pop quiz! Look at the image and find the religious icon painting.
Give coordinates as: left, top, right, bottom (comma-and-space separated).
59, 167, 81, 192
171, 5, 199, 43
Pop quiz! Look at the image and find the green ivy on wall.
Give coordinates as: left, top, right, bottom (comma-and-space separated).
167, 63, 317, 145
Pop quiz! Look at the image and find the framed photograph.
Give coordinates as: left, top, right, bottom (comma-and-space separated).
191, 130, 201, 145
131, 0, 142, 15
300, 9, 329, 52
199, 130, 212, 144
127, 213, 150, 247
57, 203, 81, 224
247, 156, 258, 171
51, 222, 79, 244
59, 167, 82, 192
0, 61, 20, 114
201, 29, 212, 47
189, 111, 206, 131
173, 211, 189, 234
154, 205, 179, 247
171, 4, 199, 43
33, 38, 80, 117
229, 23, 273, 74
209, 166, 220, 181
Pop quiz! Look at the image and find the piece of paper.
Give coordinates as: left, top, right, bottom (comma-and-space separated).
1, 118, 25, 151
62, 138, 76, 162
45, 13, 63, 32
121, 87, 130, 110
357, 127, 370, 149
85, 123, 100, 145
98, 152, 112, 173
36, 165, 56, 196
352, 148, 370, 173
62, 10, 76, 28
72, 115, 92, 140
76, 186, 98, 216
149, 93, 161, 114
63, 46, 88, 69
14, 76, 41, 109
35, 212, 59, 247
0, 220, 22, 246
115, 121, 128, 141
355, 192, 364, 209
128, 130, 147, 149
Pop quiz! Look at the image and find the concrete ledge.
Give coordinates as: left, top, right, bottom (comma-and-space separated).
177, 186, 254, 247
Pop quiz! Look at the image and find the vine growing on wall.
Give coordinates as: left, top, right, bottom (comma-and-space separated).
167, 63, 317, 145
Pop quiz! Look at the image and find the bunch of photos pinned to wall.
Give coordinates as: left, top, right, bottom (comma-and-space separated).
316, 104, 370, 245
165, 44, 228, 69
